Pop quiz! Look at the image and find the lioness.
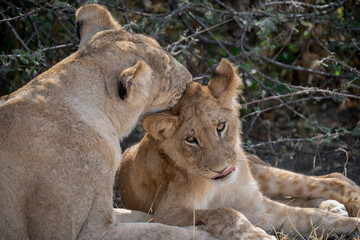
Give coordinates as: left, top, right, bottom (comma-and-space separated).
0, 4, 214, 240
119, 59, 360, 239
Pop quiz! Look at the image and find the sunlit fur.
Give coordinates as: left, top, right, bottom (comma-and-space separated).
119, 59, 360, 239
0, 4, 215, 240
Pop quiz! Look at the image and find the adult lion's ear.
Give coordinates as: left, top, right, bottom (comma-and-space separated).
76, 4, 121, 47
117, 60, 152, 101
208, 58, 242, 104
143, 113, 179, 140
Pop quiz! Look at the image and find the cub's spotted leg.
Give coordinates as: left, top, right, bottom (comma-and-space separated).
250, 162, 360, 217
152, 184, 275, 240
235, 193, 360, 237
320, 172, 357, 186
275, 198, 348, 216
265, 197, 360, 237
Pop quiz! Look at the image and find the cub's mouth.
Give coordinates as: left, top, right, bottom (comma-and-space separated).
211, 167, 235, 180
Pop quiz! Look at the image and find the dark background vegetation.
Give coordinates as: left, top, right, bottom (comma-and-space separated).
1, 1, 359, 237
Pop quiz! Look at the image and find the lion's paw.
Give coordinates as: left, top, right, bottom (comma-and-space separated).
243, 227, 276, 240
319, 200, 348, 217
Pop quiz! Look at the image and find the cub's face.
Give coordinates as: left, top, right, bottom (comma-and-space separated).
143, 59, 242, 183
76, 4, 191, 114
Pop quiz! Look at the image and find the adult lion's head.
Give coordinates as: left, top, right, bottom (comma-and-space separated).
75, 4, 192, 116
143, 59, 242, 182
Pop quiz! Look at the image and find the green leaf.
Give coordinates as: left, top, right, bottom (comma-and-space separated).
353, 126, 360, 137
20, 57, 29, 65
323, 135, 337, 143
231, 47, 238, 55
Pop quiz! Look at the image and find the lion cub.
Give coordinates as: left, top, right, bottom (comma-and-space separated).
119, 59, 360, 239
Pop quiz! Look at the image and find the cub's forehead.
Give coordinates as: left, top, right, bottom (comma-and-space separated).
183, 105, 229, 121
175, 83, 230, 123
181, 83, 213, 103
178, 106, 230, 134
177, 84, 216, 111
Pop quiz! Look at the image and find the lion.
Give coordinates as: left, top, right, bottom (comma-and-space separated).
0, 4, 215, 240
118, 59, 360, 239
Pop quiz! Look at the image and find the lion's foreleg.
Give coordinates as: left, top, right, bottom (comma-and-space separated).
250, 197, 359, 237
251, 164, 360, 216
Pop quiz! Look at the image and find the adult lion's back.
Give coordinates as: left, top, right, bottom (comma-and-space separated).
0, 4, 216, 240
0, 59, 112, 239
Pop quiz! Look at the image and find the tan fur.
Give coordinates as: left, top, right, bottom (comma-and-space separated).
0, 4, 215, 240
248, 158, 360, 217
119, 59, 360, 239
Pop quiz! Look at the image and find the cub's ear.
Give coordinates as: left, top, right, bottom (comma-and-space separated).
208, 58, 242, 104
143, 113, 179, 140
76, 4, 121, 47
117, 60, 152, 101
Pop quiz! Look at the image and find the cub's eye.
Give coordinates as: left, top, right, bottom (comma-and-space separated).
185, 136, 198, 145
216, 122, 226, 133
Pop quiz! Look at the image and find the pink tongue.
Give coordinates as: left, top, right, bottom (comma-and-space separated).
213, 167, 235, 178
